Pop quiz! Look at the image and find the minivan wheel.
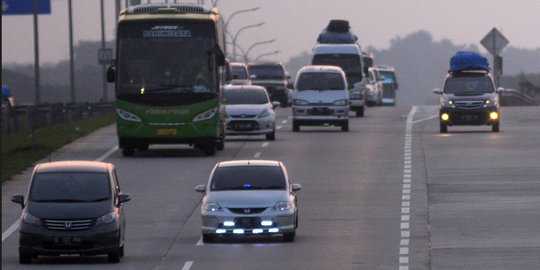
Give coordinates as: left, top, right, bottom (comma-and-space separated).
283, 231, 296, 242
19, 250, 32, 264
356, 107, 364, 117
492, 122, 500, 132
108, 250, 120, 263
440, 123, 448, 133
202, 233, 215, 243
119, 245, 124, 257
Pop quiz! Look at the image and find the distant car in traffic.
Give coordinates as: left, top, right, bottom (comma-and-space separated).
195, 160, 301, 242
365, 67, 384, 106
223, 85, 278, 140
292, 65, 350, 132
247, 62, 293, 107
229, 62, 251, 85
11, 161, 131, 264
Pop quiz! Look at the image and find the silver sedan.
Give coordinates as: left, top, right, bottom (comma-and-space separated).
195, 160, 301, 242
223, 85, 278, 140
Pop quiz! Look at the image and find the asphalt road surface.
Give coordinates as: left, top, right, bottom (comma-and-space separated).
2, 105, 539, 269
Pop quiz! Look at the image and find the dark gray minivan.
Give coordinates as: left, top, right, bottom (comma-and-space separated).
11, 161, 130, 264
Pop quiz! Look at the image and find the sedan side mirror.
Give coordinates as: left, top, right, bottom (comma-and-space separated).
11, 194, 24, 208
195, 185, 206, 193
272, 101, 281, 109
496, 87, 505, 93
433, 88, 442, 95
118, 193, 131, 204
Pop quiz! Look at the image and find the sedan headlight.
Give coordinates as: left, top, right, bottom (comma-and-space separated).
203, 202, 223, 212
22, 213, 41, 226
333, 99, 348, 106
193, 107, 218, 122
272, 201, 293, 211
96, 212, 118, 225
116, 109, 141, 122
293, 99, 309, 106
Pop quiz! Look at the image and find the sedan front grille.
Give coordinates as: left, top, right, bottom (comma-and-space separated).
44, 219, 94, 231
228, 208, 267, 214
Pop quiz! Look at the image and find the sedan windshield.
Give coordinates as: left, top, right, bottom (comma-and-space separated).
30, 173, 110, 202
210, 166, 286, 191
224, 89, 269, 105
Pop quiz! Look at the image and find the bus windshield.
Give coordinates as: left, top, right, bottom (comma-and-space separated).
117, 20, 216, 98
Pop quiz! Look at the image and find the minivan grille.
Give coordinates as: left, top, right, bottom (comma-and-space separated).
44, 219, 94, 231
454, 100, 483, 109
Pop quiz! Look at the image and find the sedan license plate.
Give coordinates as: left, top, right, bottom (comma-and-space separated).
234, 217, 261, 228
157, 128, 177, 135
234, 123, 253, 131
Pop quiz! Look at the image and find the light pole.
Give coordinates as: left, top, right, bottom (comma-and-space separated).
224, 7, 259, 35
231, 22, 265, 62
254, 50, 281, 62
226, 42, 247, 62
245, 39, 276, 62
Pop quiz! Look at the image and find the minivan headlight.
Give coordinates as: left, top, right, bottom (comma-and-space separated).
441, 98, 455, 108
203, 202, 223, 212
193, 107, 218, 122
22, 213, 41, 226
333, 99, 348, 106
272, 201, 292, 211
483, 98, 497, 107
96, 212, 118, 225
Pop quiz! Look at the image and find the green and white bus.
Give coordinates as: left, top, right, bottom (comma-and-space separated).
107, 3, 227, 156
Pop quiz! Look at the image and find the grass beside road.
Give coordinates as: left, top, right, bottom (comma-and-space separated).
1, 113, 115, 183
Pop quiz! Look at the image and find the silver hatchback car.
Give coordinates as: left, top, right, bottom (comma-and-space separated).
195, 160, 301, 242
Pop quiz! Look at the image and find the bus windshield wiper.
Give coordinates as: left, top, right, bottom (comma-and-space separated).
143, 84, 193, 93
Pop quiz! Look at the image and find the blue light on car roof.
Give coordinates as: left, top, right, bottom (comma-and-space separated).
243, 183, 252, 188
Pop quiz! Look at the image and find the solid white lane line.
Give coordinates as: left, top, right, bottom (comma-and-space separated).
254, 152, 261, 158
196, 237, 203, 246
261, 142, 269, 147
181, 261, 194, 270
2, 145, 119, 242
411, 115, 437, 124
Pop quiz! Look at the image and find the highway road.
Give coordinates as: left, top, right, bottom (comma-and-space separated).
2, 105, 539, 269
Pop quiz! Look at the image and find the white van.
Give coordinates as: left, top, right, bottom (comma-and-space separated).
312, 44, 365, 117
292, 65, 349, 132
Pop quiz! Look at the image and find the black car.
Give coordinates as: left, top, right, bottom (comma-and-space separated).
247, 62, 292, 107
11, 161, 130, 264
434, 70, 503, 133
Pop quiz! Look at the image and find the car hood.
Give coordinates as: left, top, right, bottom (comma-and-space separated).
446, 93, 496, 100
27, 201, 112, 219
225, 104, 267, 116
294, 90, 348, 103
207, 191, 288, 208
251, 80, 286, 86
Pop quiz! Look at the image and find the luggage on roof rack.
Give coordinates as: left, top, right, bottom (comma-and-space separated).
449, 51, 489, 73
317, 19, 357, 44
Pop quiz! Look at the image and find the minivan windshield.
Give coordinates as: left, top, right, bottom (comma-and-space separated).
30, 173, 111, 202
296, 72, 345, 91
444, 76, 494, 95
210, 166, 286, 191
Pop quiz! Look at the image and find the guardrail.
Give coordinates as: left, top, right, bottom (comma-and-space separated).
2, 102, 115, 133
500, 88, 538, 106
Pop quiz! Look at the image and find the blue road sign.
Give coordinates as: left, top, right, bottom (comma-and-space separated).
2, 0, 51, 15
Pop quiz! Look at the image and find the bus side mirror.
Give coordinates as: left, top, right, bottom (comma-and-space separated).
107, 63, 116, 83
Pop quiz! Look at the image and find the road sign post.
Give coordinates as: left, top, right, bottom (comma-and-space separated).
481, 28, 509, 87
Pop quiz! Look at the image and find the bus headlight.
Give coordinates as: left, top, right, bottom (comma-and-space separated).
116, 109, 141, 122
193, 108, 218, 122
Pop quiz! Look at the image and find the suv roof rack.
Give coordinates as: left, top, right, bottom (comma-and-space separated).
448, 69, 489, 76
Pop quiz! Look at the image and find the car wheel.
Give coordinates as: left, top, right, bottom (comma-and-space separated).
283, 231, 295, 242
216, 138, 225, 151
266, 131, 275, 141
440, 123, 448, 133
119, 245, 124, 258
108, 250, 120, 263
492, 122, 500, 132
202, 233, 215, 243
122, 146, 135, 157
292, 121, 300, 132
341, 121, 349, 132
355, 107, 364, 117
19, 250, 32, 264
201, 143, 216, 156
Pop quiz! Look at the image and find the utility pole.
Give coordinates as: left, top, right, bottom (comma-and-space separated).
68, 0, 75, 103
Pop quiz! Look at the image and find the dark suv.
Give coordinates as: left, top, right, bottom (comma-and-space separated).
247, 62, 292, 107
434, 70, 503, 133
11, 161, 131, 264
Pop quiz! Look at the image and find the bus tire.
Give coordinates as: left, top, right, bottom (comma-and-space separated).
122, 146, 135, 157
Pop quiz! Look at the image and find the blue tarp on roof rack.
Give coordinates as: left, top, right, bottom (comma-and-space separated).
450, 51, 489, 72
317, 19, 358, 44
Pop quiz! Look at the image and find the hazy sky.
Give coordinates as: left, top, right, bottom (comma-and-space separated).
2, 0, 539, 65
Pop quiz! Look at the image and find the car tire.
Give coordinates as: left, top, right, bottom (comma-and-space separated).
440, 123, 448, 133
119, 245, 124, 258
266, 131, 275, 141
217, 138, 225, 151
202, 233, 215, 243
283, 231, 295, 242
108, 250, 120, 263
492, 122, 500, 132
19, 250, 32, 264
201, 143, 216, 156
292, 121, 300, 132
341, 121, 349, 132
122, 146, 135, 157
355, 107, 364, 117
